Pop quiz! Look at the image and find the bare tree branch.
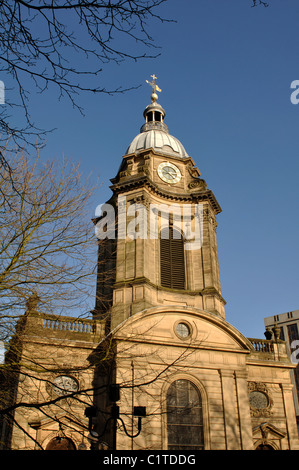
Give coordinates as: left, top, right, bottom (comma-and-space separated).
0, 148, 99, 342
0, 0, 171, 150
251, 0, 269, 7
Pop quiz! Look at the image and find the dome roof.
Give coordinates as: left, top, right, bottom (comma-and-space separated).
126, 128, 189, 158
125, 76, 189, 159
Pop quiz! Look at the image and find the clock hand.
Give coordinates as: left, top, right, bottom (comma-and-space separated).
164, 169, 175, 179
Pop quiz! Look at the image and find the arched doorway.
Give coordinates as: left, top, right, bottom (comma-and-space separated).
46, 436, 76, 450
166, 379, 204, 450
255, 443, 275, 450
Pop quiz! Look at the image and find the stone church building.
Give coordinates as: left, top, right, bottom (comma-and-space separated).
1, 79, 298, 451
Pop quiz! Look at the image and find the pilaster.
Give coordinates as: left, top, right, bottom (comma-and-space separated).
280, 383, 299, 449
219, 369, 240, 450
234, 370, 254, 449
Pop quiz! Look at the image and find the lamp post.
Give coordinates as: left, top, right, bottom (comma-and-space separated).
85, 384, 146, 450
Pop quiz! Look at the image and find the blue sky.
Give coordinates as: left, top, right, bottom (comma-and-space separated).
5, 0, 299, 340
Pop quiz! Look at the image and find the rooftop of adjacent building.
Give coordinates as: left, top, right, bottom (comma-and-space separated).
264, 310, 299, 327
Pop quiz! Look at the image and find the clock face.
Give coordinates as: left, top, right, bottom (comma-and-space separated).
52, 375, 79, 396
157, 162, 181, 184
249, 391, 269, 410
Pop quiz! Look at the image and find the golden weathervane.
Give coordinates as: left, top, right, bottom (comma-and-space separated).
146, 74, 162, 101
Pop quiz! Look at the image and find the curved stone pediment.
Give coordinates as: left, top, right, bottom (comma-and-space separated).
112, 306, 253, 354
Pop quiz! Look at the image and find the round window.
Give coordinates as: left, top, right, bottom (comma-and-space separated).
249, 391, 269, 410
176, 322, 191, 339
52, 375, 79, 396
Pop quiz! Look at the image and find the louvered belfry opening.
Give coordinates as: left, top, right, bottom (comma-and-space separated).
160, 226, 185, 290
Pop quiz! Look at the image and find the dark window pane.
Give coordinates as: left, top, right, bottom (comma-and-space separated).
288, 324, 299, 344
46, 437, 76, 450
166, 380, 204, 450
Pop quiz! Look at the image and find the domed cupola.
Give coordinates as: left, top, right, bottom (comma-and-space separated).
126, 75, 189, 159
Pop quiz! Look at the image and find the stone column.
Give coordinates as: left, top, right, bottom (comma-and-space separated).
234, 370, 254, 449
219, 369, 240, 450
280, 383, 299, 450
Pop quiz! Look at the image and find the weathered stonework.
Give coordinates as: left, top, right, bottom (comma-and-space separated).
0, 312, 103, 450
2, 87, 299, 451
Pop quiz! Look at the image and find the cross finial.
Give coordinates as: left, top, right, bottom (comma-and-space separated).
146, 74, 162, 102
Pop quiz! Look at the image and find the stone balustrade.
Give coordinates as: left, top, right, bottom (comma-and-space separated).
248, 338, 274, 353
43, 316, 94, 335
247, 337, 290, 362
23, 311, 104, 342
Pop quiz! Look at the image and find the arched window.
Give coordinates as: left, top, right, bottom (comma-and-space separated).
255, 444, 275, 450
46, 436, 76, 450
167, 379, 204, 450
160, 226, 185, 289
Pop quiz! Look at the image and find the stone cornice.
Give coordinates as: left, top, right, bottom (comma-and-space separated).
110, 174, 222, 215
113, 276, 226, 304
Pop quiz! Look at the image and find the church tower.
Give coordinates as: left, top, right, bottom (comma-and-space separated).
91, 78, 299, 451
94, 76, 225, 331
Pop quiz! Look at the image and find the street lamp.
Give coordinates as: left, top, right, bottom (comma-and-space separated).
85, 384, 146, 450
